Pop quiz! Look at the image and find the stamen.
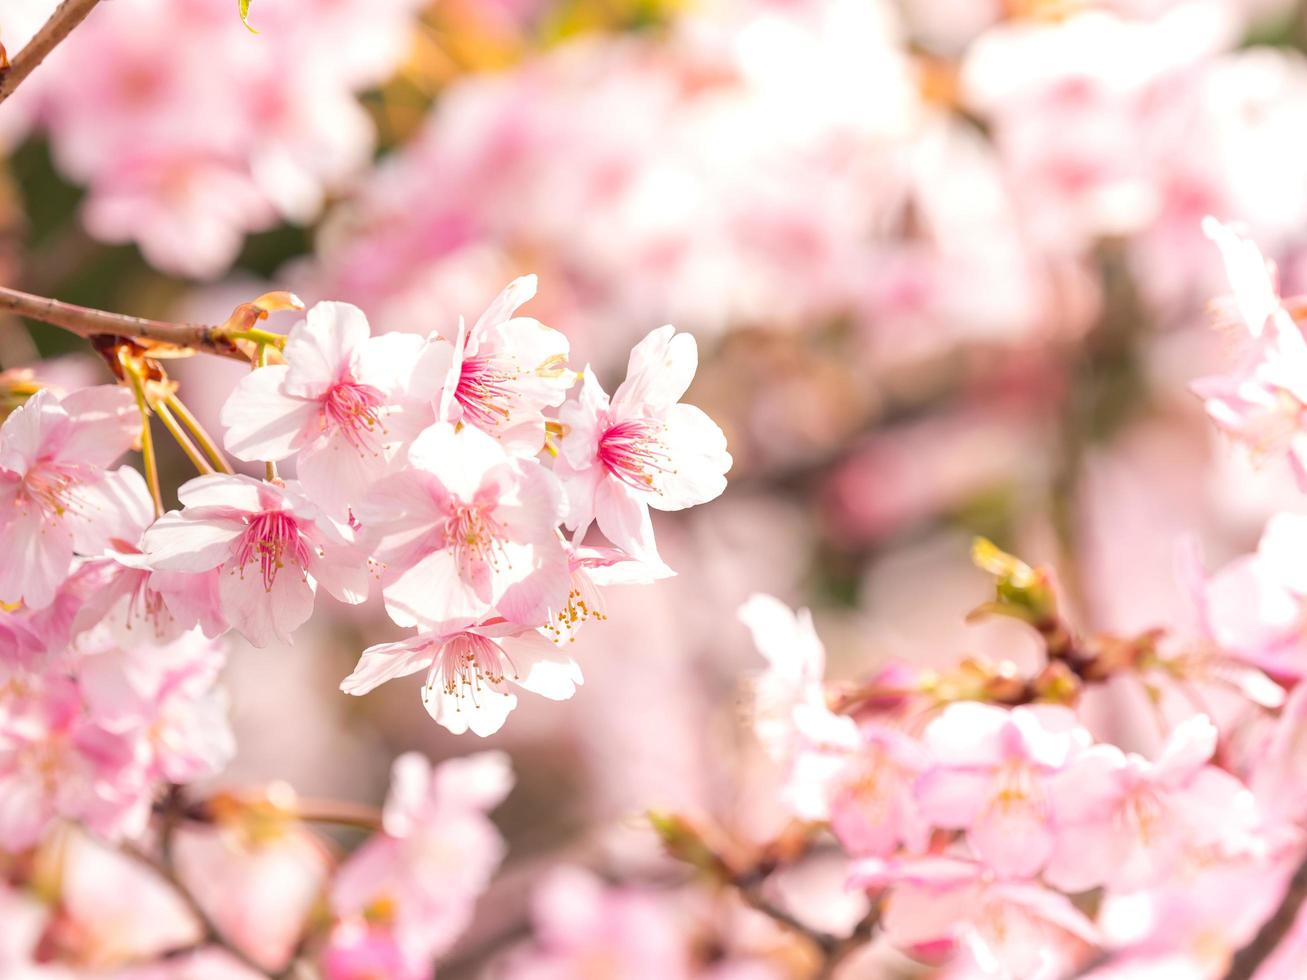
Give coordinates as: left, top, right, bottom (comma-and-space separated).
455, 355, 519, 430
232, 510, 311, 590
448, 502, 508, 572
598, 418, 675, 492
322, 380, 385, 451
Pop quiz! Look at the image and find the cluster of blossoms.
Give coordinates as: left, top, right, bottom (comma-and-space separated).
2, 0, 425, 278
0, 265, 729, 974
300, 0, 1307, 372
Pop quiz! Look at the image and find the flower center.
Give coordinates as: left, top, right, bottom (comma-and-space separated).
455, 355, 518, 430
424, 633, 516, 710
448, 502, 507, 572
597, 419, 674, 492
233, 510, 311, 590
323, 380, 385, 450
21, 462, 81, 519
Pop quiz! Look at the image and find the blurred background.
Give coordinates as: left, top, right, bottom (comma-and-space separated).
5, 0, 1307, 973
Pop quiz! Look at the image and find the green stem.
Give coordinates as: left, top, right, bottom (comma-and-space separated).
166, 395, 234, 474
154, 399, 213, 476
121, 360, 163, 518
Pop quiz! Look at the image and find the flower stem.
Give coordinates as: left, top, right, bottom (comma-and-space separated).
255, 342, 279, 482
121, 355, 163, 518
154, 399, 213, 476
166, 394, 234, 474
0, 0, 103, 104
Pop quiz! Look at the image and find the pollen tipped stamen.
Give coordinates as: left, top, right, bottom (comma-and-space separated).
449, 502, 509, 572
323, 380, 386, 451
456, 355, 519, 430
598, 419, 675, 493
233, 510, 311, 590
426, 633, 510, 713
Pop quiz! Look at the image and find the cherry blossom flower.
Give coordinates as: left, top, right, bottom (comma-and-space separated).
1192, 513, 1307, 677
0, 386, 138, 611
540, 543, 672, 646
0, 674, 149, 849
915, 703, 1091, 878
361, 422, 569, 629
424, 276, 573, 454
556, 326, 731, 560
340, 621, 581, 736
1046, 714, 1260, 892
141, 475, 368, 647
75, 627, 233, 785
330, 752, 511, 969
739, 593, 830, 760
221, 301, 432, 519
850, 855, 1099, 979
1192, 219, 1307, 486
498, 866, 693, 980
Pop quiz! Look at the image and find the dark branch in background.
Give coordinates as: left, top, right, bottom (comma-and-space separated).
1220, 853, 1307, 980
0, 0, 103, 104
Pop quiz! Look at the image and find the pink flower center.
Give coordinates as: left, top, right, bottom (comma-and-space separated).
448, 502, 507, 571
20, 462, 82, 519
423, 633, 516, 709
455, 355, 518, 430
323, 380, 385, 449
233, 510, 311, 590
597, 419, 674, 492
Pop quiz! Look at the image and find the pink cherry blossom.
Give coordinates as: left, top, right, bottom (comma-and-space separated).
1046, 714, 1260, 892
221, 301, 432, 519
499, 866, 693, 980
341, 621, 581, 736
360, 421, 569, 629
424, 275, 573, 454
172, 820, 330, 974
0, 673, 149, 849
738, 593, 830, 761
1192, 219, 1307, 487
556, 326, 731, 560
1192, 513, 1307, 677
75, 627, 233, 785
915, 702, 1091, 878
141, 474, 368, 647
0, 385, 138, 611
540, 543, 672, 646
794, 705, 929, 859
851, 855, 1099, 979
330, 751, 510, 968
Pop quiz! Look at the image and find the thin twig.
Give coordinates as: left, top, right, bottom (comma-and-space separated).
0, 285, 247, 360
1221, 852, 1307, 980
0, 0, 104, 104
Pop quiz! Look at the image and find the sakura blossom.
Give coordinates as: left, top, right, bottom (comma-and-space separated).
221, 300, 431, 519
142, 474, 369, 647
341, 621, 581, 736
11, 0, 1307, 977
0, 385, 138, 611
556, 326, 731, 560
361, 421, 570, 629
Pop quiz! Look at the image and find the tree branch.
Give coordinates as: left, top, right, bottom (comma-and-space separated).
1221, 852, 1307, 980
0, 285, 248, 360
0, 0, 103, 104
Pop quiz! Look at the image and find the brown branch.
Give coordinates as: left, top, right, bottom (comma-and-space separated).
0, 285, 248, 361
1221, 852, 1307, 980
0, 0, 104, 104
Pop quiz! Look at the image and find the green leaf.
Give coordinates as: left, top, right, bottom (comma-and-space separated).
238, 0, 258, 33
